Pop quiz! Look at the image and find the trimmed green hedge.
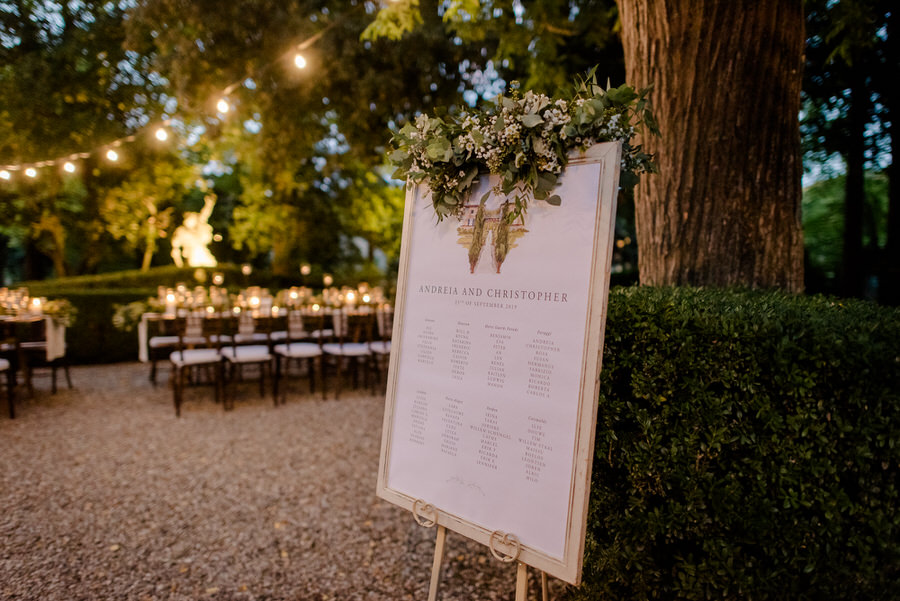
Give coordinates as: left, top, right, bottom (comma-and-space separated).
35, 289, 151, 364
20, 264, 246, 292
569, 287, 900, 600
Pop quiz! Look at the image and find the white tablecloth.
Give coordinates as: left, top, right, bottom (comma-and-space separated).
45, 318, 66, 361
137, 313, 154, 362
0, 316, 65, 361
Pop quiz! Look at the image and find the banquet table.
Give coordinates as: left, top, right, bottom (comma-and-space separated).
0, 315, 66, 361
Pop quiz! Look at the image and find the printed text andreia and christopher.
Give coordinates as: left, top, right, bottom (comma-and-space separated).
417, 284, 568, 303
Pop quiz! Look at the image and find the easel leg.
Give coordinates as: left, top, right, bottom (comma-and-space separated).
515, 562, 528, 601
428, 525, 447, 601
541, 571, 549, 601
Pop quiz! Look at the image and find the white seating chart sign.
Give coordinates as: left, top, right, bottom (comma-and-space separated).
377, 142, 621, 584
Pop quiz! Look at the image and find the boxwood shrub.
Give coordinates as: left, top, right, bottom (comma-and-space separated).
569, 287, 900, 600
19, 264, 246, 291
31, 289, 153, 364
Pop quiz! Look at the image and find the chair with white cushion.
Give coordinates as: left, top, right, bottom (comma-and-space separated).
146, 315, 180, 385
371, 305, 394, 391
219, 311, 274, 410
0, 357, 13, 419
17, 317, 72, 396
0, 320, 17, 418
169, 312, 224, 417
304, 308, 334, 342
273, 309, 324, 404
322, 309, 376, 399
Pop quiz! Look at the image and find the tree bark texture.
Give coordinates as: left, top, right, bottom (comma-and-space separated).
881, 6, 899, 305
617, 0, 805, 291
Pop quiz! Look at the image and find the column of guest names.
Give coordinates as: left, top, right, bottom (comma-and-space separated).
440, 396, 463, 457
518, 416, 551, 483
409, 390, 428, 446
486, 324, 516, 389
450, 321, 471, 381
415, 318, 438, 366
526, 330, 561, 399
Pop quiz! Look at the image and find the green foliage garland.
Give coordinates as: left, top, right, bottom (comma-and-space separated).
390, 69, 658, 222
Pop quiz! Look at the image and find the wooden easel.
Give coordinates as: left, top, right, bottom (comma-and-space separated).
413, 499, 552, 601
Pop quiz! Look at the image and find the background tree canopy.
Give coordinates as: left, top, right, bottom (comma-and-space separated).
0, 0, 895, 303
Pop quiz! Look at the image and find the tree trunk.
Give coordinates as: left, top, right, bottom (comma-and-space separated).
44, 217, 68, 278
270, 233, 298, 278
617, 0, 805, 291
141, 246, 154, 272
141, 220, 158, 272
840, 68, 868, 298
881, 6, 899, 305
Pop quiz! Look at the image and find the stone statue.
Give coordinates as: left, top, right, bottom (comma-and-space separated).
171, 194, 218, 268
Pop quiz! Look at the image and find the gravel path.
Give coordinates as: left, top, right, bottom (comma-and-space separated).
0, 363, 566, 600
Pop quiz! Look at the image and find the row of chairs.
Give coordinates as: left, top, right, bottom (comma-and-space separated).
157, 308, 393, 416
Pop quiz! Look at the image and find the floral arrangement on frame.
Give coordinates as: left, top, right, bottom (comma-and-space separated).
389, 68, 659, 224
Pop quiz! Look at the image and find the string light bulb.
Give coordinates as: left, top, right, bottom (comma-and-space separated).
216, 98, 230, 113
155, 127, 169, 141
25, 167, 37, 178
293, 53, 307, 69
106, 149, 119, 162
0, 170, 10, 180
63, 161, 76, 173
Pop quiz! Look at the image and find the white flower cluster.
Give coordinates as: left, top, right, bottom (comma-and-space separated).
455, 113, 518, 172
543, 106, 570, 129
520, 90, 551, 114
593, 112, 634, 141
534, 136, 561, 173
439, 169, 466, 191
535, 100, 570, 173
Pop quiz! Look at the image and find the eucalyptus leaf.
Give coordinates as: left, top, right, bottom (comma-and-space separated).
537, 172, 557, 188
546, 195, 562, 206
460, 166, 478, 188
522, 113, 544, 128
607, 85, 638, 105
426, 137, 452, 161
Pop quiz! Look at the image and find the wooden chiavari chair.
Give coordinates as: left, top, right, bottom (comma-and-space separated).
322, 309, 376, 399
169, 311, 225, 417
219, 310, 274, 410
273, 309, 324, 403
